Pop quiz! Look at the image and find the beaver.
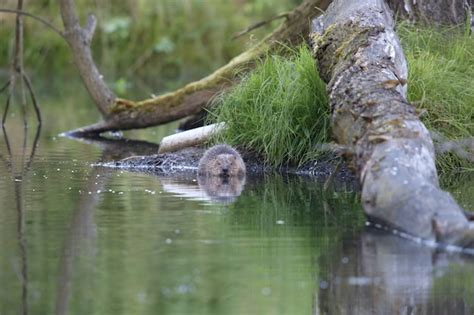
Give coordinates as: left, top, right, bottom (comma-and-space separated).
198, 144, 246, 178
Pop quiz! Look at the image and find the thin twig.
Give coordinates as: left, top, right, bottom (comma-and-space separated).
232, 12, 289, 40
2, 125, 13, 157
21, 124, 28, 170
0, 8, 64, 38
0, 135, 11, 169
2, 2, 43, 126
15, 0, 28, 127
25, 124, 42, 170
22, 73, 42, 124
2, 93, 12, 125
0, 80, 11, 94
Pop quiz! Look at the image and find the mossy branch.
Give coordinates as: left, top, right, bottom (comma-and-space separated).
65, 0, 332, 136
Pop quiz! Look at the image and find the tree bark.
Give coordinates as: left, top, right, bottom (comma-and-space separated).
311, 0, 474, 245
62, 0, 331, 136
386, 0, 471, 25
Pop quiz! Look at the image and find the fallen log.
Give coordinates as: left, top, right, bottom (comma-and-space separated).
386, 0, 471, 25
310, 0, 474, 245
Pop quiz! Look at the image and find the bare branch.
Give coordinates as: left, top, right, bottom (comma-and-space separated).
22, 73, 42, 124
1, 125, 13, 157
1, 0, 42, 125
84, 14, 97, 43
0, 8, 64, 38
0, 80, 10, 94
25, 125, 41, 170
2, 93, 12, 125
232, 12, 289, 40
59, 0, 116, 116
15, 0, 27, 126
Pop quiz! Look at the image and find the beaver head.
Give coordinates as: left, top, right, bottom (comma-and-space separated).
206, 153, 245, 178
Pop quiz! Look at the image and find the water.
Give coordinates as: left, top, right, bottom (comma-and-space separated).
0, 90, 474, 315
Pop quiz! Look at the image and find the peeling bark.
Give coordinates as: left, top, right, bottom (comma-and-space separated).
311, 0, 474, 246
64, 0, 331, 135
386, 0, 471, 25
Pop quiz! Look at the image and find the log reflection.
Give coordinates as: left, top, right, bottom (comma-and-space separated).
54, 166, 109, 315
317, 228, 474, 314
54, 135, 158, 314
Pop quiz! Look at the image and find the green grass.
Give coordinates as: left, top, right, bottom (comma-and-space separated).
208, 45, 330, 167
210, 24, 474, 173
398, 23, 474, 174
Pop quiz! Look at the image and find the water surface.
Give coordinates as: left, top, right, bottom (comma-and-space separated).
0, 89, 474, 315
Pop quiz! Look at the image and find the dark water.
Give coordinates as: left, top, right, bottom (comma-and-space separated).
1, 91, 474, 315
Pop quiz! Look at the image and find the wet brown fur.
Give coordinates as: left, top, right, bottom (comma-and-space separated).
198, 144, 246, 177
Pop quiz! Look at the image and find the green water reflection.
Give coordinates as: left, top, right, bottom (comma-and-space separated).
0, 137, 364, 314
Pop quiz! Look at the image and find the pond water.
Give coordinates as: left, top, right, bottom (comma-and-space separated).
0, 85, 474, 315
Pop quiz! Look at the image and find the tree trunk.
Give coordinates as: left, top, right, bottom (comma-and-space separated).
64, 0, 331, 136
386, 0, 471, 25
311, 0, 474, 245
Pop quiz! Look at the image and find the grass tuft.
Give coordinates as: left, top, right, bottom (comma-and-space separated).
398, 23, 474, 174
211, 24, 472, 174
208, 45, 330, 167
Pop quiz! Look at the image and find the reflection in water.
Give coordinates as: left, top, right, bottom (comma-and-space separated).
159, 174, 246, 205
1, 124, 474, 314
60, 133, 161, 161
197, 174, 245, 204
80, 135, 247, 204
318, 227, 474, 314
1, 124, 41, 315
54, 167, 111, 315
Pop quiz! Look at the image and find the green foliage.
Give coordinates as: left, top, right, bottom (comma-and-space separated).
209, 45, 330, 166
398, 23, 474, 173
